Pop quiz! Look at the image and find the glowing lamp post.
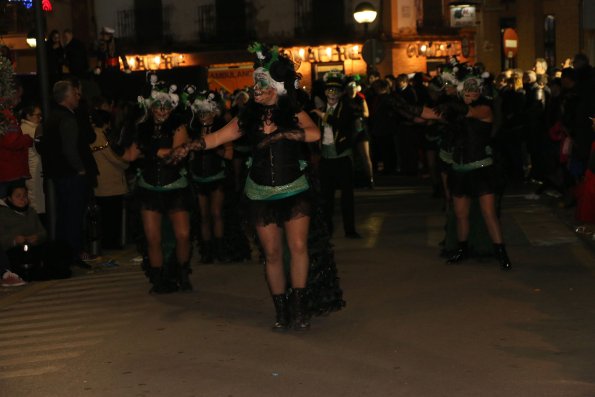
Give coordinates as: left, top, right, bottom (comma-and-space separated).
353, 2, 377, 37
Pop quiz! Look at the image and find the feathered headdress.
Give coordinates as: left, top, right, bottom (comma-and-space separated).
248, 42, 280, 72
248, 42, 300, 95
190, 90, 221, 115
137, 81, 180, 110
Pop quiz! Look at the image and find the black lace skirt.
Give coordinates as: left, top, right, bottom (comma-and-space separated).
136, 187, 193, 213
448, 165, 497, 197
247, 190, 312, 227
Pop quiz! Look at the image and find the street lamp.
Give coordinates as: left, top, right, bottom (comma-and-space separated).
353, 2, 377, 36
26, 30, 37, 48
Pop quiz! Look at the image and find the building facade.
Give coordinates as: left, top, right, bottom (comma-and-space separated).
2, 0, 593, 83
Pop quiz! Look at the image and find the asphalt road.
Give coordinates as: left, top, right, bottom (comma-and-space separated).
1, 181, 595, 397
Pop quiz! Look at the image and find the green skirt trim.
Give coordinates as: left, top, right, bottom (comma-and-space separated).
137, 174, 189, 191
452, 157, 493, 172
245, 174, 309, 201
192, 170, 225, 183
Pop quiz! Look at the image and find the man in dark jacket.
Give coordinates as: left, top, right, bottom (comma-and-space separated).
43, 80, 97, 266
311, 72, 361, 239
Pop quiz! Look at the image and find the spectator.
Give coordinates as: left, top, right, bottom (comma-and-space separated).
0, 248, 26, 287
395, 74, 419, 175
19, 104, 46, 217
42, 80, 92, 268
46, 30, 65, 86
90, 98, 128, 250
63, 28, 89, 78
369, 79, 399, 174
0, 79, 32, 198
0, 185, 71, 280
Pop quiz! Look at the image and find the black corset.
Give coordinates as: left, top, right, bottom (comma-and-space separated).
453, 118, 492, 164
249, 140, 303, 186
190, 150, 224, 178
137, 119, 183, 186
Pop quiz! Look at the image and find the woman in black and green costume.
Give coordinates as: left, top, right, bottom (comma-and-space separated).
171, 43, 338, 331
187, 91, 232, 263
438, 78, 512, 270
120, 83, 193, 293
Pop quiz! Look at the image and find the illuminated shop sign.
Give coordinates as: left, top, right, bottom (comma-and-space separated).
449, 4, 476, 27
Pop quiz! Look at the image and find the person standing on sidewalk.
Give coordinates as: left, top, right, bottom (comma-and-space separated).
42, 80, 94, 268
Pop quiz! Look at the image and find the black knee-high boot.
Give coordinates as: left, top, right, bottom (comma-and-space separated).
271, 293, 290, 331
148, 267, 178, 294
289, 288, 310, 331
494, 244, 512, 271
447, 241, 468, 264
178, 262, 193, 291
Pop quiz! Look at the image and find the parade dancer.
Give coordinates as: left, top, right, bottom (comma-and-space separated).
438, 78, 512, 270
170, 43, 344, 331
119, 83, 194, 293
187, 91, 232, 263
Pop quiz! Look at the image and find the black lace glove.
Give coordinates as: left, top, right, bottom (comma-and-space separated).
256, 128, 305, 149
166, 136, 206, 164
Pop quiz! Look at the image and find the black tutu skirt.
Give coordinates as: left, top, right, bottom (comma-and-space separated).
247, 190, 312, 227
448, 165, 497, 197
136, 187, 193, 213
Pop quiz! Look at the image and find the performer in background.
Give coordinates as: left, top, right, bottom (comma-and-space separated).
187, 91, 232, 263
119, 83, 194, 293
439, 78, 512, 270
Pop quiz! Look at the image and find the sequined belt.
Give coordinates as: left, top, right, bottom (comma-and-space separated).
244, 174, 309, 201
452, 157, 493, 172
137, 174, 188, 191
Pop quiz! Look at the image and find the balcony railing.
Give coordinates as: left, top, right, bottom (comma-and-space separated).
117, 9, 135, 39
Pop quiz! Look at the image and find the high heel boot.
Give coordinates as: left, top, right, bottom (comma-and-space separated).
148, 267, 178, 294
289, 288, 310, 331
178, 262, 193, 292
446, 241, 468, 264
271, 293, 290, 331
494, 244, 512, 271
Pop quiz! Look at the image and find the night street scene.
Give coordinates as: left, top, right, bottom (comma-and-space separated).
1, 0, 595, 396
